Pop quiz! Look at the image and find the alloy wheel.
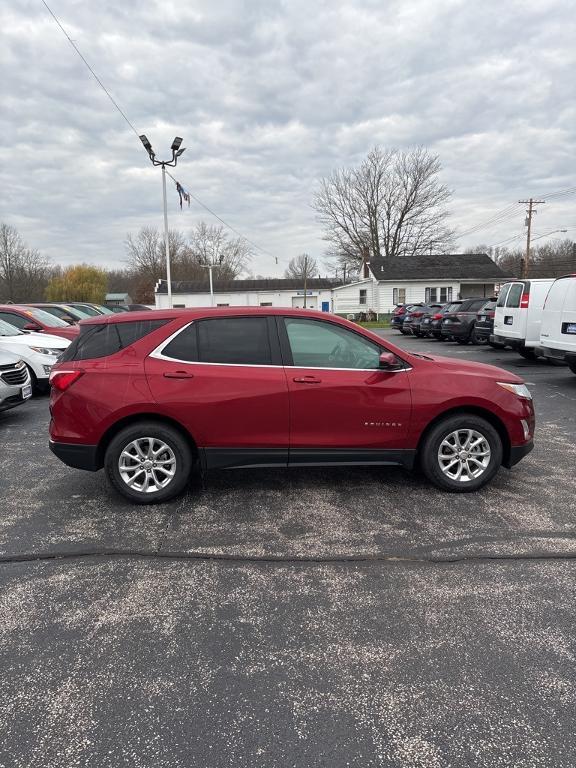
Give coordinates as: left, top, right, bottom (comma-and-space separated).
118, 437, 177, 493
437, 429, 491, 483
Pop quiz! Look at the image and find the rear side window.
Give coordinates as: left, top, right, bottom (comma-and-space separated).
506, 284, 523, 308
198, 317, 272, 365
464, 299, 488, 312
59, 319, 168, 361
162, 317, 273, 365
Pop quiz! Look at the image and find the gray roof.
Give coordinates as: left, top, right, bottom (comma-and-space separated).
156, 278, 340, 295
105, 293, 131, 300
368, 253, 509, 281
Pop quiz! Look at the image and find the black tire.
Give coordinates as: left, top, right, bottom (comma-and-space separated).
105, 421, 194, 504
455, 337, 469, 345
25, 365, 49, 396
470, 328, 484, 345
518, 348, 536, 361
488, 341, 505, 349
419, 414, 503, 492
568, 360, 576, 375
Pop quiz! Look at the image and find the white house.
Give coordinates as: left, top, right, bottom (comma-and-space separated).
155, 278, 338, 311
332, 253, 511, 317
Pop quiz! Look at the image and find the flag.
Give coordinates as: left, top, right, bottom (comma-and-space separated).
176, 181, 190, 209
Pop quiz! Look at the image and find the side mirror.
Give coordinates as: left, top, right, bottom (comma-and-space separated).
379, 351, 398, 368
23, 323, 42, 332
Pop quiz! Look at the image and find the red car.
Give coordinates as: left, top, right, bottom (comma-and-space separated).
49, 308, 535, 503
0, 305, 80, 341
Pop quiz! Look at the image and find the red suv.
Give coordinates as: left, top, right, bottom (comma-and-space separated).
49, 308, 535, 503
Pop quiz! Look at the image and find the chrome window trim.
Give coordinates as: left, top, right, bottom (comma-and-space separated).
149, 320, 412, 373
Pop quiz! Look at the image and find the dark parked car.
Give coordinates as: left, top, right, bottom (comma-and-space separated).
49, 308, 535, 503
441, 298, 494, 344
473, 300, 504, 347
391, 304, 426, 333
427, 303, 461, 340
404, 304, 444, 337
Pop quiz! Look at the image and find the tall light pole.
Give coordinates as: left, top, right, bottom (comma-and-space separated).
201, 255, 223, 307
139, 135, 186, 309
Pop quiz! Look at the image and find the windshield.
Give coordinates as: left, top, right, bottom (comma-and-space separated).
70, 304, 101, 317
0, 319, 22, 336
22, 307, 69, 327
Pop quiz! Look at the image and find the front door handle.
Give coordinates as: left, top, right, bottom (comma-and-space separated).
163, 371, 194, 379
293, 376, 322, 384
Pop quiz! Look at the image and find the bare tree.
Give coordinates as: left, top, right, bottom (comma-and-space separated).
313, 146, 454, 270
284, 253, 318, 281
323, 246, 360, 283
0, 223, 51, 302
188, 222, 253, 280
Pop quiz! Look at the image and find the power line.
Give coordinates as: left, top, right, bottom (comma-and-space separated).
40, 0, 140, 139
40, 0, 283, 267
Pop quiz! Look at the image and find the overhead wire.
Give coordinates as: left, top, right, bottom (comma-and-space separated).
40, 0, 282, 266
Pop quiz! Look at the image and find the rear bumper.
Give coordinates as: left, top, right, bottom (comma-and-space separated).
474, 325, 491, 339
49, 440, 100, 471
535, 346, 576, 364
490, 334, 526, 350
441, 324, 468, 338
505, 440, 534, 468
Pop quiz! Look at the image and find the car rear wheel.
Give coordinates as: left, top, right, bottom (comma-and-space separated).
568, 359, 576, 375
420, 415, 503, 492
488, 341, 505, 349
455, 337, 470, 345
105, 422, 193, 504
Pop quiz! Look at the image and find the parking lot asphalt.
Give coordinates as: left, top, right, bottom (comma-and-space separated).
1, 331, 575, 767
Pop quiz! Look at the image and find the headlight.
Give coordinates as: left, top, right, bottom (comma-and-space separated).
29, 346, 63, 356
497, 382, 532, 400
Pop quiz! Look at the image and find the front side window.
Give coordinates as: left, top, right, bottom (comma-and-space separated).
284, 318, 381, 370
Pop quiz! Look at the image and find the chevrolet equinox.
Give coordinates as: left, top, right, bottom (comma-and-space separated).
49, 308, 535, 503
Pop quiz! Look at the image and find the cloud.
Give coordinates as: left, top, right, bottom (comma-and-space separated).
0, 0, 574, 275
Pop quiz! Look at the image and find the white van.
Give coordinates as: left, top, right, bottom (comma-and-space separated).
536, 275, 576, 374
491, 278, 555, 360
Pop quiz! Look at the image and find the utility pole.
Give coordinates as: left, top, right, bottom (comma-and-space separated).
303, 254, 308, 309
519, 198, 545, 279
139, 135, 186, 309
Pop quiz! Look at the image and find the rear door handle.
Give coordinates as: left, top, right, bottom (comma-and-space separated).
163, 371, 194, 379
293, 376, 322, 384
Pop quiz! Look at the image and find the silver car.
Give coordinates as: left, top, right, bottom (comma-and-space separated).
0, 349, 32, 412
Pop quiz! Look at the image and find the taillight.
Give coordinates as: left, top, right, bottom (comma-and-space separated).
432, 313, 442, 320
50, 369, 84, 392
520, 292, 530, 308
413, 312, 423, 317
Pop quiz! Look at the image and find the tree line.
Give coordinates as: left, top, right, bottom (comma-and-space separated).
1, 144, 573, 304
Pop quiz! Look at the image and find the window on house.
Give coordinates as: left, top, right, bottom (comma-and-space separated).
359, 289, 367, 305
393, 288, 406, 305
173, 304, 185, 308
425, 287, 438, 303
216, 303, 229, 307
439, 287, 452, 303
260, 302, 273, 306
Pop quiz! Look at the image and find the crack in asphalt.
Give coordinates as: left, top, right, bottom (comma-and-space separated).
2, 546, 576, 567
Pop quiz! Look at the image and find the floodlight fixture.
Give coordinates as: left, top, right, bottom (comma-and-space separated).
171, 136, 183, 151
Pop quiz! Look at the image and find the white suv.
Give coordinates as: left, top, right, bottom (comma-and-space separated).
0, 318, 69, 392
0, 350, 32, 412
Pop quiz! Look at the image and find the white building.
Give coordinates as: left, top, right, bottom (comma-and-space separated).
332, 253, 511, 317
155, 278, 338, 311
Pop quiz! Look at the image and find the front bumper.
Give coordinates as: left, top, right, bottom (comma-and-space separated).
49, 440, 100, 471
505, 440, 534, 468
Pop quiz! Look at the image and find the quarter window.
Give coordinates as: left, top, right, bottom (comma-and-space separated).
284, 318, 381, 369
59, 320, 169, 362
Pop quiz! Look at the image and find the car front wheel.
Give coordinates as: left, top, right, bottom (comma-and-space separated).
420, 415, 503, 492
105, 422, 193, 504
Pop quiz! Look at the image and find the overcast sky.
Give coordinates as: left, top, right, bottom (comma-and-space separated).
1, 0, 575, 275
